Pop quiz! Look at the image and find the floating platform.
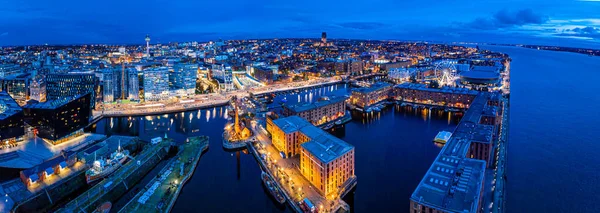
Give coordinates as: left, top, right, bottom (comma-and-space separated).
434, 131, 453, 144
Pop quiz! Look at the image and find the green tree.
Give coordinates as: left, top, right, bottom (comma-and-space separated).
430, 80, 440, 88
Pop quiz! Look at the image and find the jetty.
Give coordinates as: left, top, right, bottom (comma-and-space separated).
119, 136, 209, 213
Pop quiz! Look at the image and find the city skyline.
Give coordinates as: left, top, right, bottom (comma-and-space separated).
1, 0, 600, 48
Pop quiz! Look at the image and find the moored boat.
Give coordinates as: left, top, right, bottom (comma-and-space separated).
86, 144, 129, 184
93, 201, 111, 213
261, 171, 286, 204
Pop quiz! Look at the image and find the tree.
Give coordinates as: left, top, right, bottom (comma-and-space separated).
409, 75, 417, 83
430, 80, 440, 88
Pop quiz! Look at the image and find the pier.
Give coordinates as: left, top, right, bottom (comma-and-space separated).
119, 136, 209, 213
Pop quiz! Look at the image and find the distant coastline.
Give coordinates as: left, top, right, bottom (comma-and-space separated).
488, 43, 600, 57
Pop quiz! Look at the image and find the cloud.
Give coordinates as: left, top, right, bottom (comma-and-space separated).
566, 26, 600, 34
0, 32, 7, 36
554, 26, 600, 40
466, 9, 549, 30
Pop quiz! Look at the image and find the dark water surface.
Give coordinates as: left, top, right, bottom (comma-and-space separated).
480, 45, 600, 213
92, 46, 600, 213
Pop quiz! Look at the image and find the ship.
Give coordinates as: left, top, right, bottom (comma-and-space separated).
86, 143, 130, 184
93, 201, 112, 213
261, 171, 286, 204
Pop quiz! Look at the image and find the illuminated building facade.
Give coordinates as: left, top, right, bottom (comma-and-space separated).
253, 66, 275, 84
0, 73, 30, 104
349, 82, 392, 108
127, 68, 139, 101
393, 83, 478, 108
282, 96, 347, 126
267, 116, 355, 196
29, 78, 46, 102
173, 63, 198, 97
0, 92, 24, 145
46, 73, 97, 108
23, 92, 92, 144
102, 68, 117, 102
143, 67, 169, 102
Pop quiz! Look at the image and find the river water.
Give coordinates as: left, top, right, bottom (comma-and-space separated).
91, 46, 600, 212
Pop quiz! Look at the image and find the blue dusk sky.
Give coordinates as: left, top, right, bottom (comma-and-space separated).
1, 0, 600, 48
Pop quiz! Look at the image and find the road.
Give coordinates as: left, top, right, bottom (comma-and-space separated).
96, 77, 342, 117
251, 123, 342, 212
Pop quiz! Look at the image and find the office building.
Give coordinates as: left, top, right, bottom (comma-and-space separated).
143, 67, 169, 102
23, 92, 92, 144
349, 82, 392, 108
29, 78, 46, 102
46, 73, 97, 108
0, 92, 24, 145
0, 73, 30, 104
253, 66, 275, 84
173, 63, 198, 97
102, 68, 117, 102
282, 96, 347, 126
127, 68, 139, 101
266, 116, 355, 196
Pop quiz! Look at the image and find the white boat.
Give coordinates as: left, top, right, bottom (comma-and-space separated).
86, 144, 129, 184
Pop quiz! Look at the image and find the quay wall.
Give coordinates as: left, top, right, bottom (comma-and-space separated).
98, 100, 229, 118
246, 143, 304, 213
166, 139, 209, 212
14, 169, 88, 213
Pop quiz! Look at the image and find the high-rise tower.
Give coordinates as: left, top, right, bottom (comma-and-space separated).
321, 32, 327, 44
145, 34, 151, 57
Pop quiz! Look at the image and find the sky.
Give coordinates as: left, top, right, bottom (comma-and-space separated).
1, 0, 600, 48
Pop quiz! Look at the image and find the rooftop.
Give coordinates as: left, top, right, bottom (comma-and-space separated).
411, 92, 498, 212
0, 91, 23, 120
23, 92, 90, 110
272, 116, 354, 163
471, 65, 499, 73
352, 82, 392, 94
411, 157, 486, 213
460, 71, 500, 80
395, 83, 479, 96
284, 96, 348, 113
299, 124, 354, 163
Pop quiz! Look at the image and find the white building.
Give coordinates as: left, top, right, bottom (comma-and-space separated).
173, 63, 198, 97
127, 68, 139, 101
143, 67, 169, 102
102, 68, 117, 102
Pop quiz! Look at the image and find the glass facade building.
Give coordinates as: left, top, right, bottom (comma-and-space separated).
23, 92, 91, 144
46, 73, 97, 108
0, 91, 24, 145
143, 67, 169, 102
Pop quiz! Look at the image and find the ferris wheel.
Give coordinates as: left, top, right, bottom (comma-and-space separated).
434, 61, 458, 86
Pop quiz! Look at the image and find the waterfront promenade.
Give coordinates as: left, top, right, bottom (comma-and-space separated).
94, 77, 342, 117
249, 124, 348, 213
